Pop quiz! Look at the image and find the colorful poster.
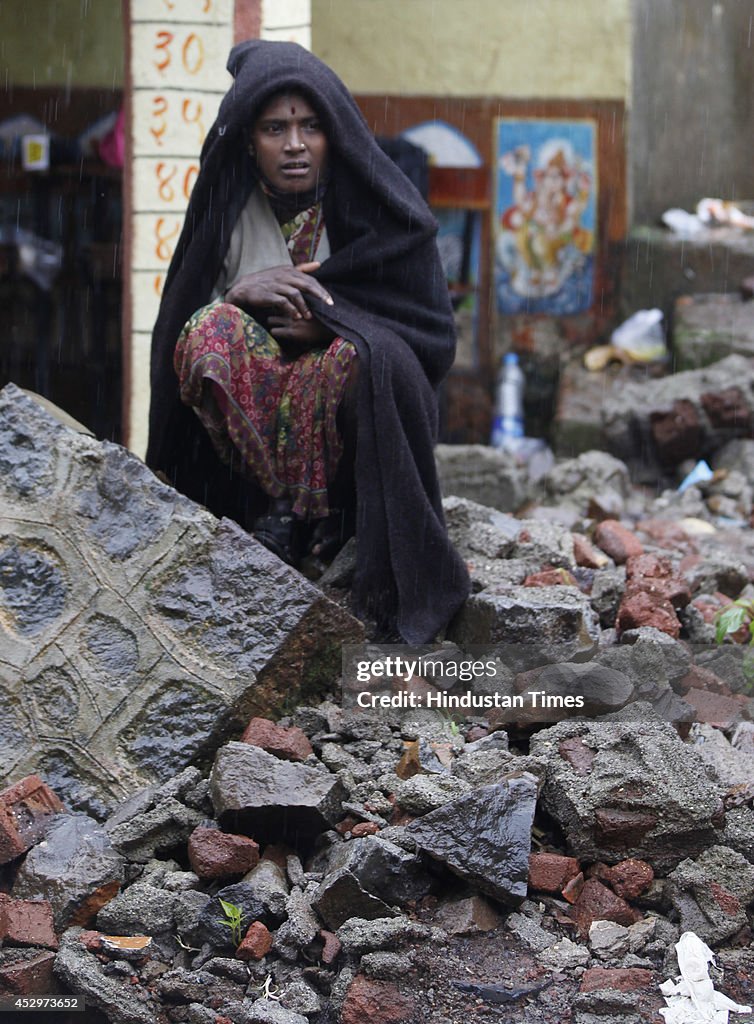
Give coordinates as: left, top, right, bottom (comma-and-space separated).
495, 118, 596, 315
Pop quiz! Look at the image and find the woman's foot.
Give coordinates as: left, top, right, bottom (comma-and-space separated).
252, 498, 301, 566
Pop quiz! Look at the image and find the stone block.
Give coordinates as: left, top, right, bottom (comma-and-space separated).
12, 814, 124, 930
448, 586, 599, 667
211, 742, 345, 846
0, 384, 362, 814
593, 521, 643, 565
601, 355, 754, 480
666, 845, 754, 946
571, 879, 641, 937
53, 930, 159, 1024
602, 859, 654, 901
580, 967, 655, 993
529, 709, 724, 872
435, 444, 528, 513
433, 896, 500, 936
407, 775, 537, 905
674, 293, 754, 371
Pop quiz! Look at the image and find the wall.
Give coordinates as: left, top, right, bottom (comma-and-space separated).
631, 0, 754, 224
312, 0, 631, 101
0, 0, 124, 88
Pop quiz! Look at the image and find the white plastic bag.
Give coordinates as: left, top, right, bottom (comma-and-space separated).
659, 932, 751, 1024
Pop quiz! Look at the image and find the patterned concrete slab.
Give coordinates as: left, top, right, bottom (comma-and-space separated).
0, 385, 362, 816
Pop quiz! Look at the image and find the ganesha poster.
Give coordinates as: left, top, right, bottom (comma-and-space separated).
494, 117, 597, 315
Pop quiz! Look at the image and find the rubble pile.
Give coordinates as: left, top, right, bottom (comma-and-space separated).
0, 668, 752, 1023
2, 384, 754, 1021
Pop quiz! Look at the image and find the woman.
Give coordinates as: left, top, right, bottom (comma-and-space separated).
146, 39, 470, 643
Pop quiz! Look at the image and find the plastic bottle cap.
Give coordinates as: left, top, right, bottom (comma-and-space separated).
504, 352, 519, 366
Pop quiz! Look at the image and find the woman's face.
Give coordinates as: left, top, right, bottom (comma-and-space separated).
250, 92, 328, 193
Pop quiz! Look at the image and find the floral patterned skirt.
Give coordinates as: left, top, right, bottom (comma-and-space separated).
174, 301, 356, 519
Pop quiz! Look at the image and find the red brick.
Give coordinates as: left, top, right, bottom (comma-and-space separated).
593, 521, 644, 564
320, 928, 341, 965
558, 737, 595, 775
0, 805, 26, 866
528, 852, 581, 894
335, 815, 361, 835
350, 822, 380, 838
678, 665, 731, 696
617, 590, 681, 638
240, 718, 313, 762
573, 534, 609, 569
649, 399, 702, 464
523, 568, 579, 588
0, 896, 57, 950
236, 921, 272, 961
341, 976, 416, 1024
571, 879, 642, 937
580, 967, 655, 993
603, 860, 654, 901
0, 776, 65, 867
625, 554, 691, 608
78, 930, 104, 951
562, 872, 585, 905
684, 689, 744, 730
188, 827, 259, 880
0, 950, 57, 996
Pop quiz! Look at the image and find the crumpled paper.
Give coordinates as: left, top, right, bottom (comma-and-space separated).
659, 932, 751, 1023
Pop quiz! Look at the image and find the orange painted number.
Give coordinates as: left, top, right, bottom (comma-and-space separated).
182, 98, 205, 146
155, 218, 181, 262
155, 162, 178, 203
154, 31, 174, 74
153, 274, 164, 296
150, 96, 169, 146
182, 33, 204, 75
183, 163, 199, 200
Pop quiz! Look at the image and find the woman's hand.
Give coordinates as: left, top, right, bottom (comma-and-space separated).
225, 261, 333, 320
268, 314, 335, 352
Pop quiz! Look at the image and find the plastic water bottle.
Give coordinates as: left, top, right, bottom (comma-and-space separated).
490, 352, 525, 450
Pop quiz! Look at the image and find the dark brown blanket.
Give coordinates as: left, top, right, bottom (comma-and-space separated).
146, 39, 470, 642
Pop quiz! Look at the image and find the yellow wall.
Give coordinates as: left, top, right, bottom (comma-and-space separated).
0, 0, 124, 88
312, 0, 631, 101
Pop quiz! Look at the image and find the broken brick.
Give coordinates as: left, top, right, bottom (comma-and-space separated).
0, 895, 57, 950
580, 967, 655, 993
187, 827, 260, 880
603, 859, 654, 901
0, 775, 65, 866
240, 717, 313, 762
341, 976, 417, 1024
571, 879, 642, 937
0, 950, 57, 996
593, 521, 644, 565
320, 929, 341, 965
236, 921, 272, 961
528, 852, 581, 894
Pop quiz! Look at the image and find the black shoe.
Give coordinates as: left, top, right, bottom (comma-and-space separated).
252, 500, 300, 567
